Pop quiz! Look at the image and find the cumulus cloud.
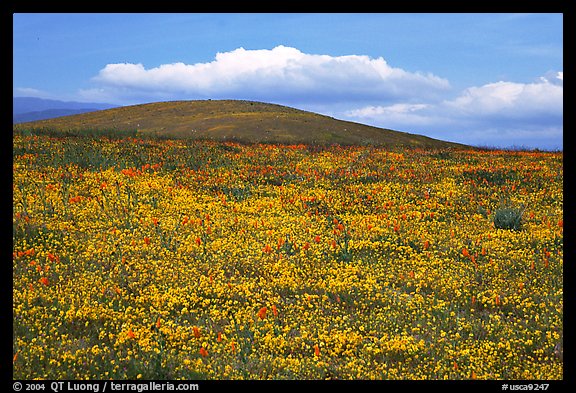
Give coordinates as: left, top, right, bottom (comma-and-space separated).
13, 87, 55, 99
345, 103, 443, 127
91, 45, 450, 104
343, 72, 563, 149
539, 70, 563, 85
445, 78, 563, 122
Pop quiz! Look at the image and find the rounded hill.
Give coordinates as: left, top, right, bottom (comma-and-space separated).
13, 99, 469, 148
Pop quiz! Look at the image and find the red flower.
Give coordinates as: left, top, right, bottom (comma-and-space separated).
257, 307, 267, 320
199, 347, 208, 357
277, 237, 285, 250
470, 255, 478, 269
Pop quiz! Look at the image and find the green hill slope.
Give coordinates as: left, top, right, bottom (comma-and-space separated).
13, 99, 469, 148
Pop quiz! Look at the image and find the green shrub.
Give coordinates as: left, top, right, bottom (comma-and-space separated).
494, 206, 525, 230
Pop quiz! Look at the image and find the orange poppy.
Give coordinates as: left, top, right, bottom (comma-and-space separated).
470, 255, 478, 269
314, 344, 320, 357
257, 307, 267, 320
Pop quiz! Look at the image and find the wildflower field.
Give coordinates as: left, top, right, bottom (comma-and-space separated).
13, 131, 563, 380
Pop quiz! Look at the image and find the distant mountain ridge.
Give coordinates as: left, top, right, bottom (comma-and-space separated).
13, 97, 117, 124
13, 99, 470, 149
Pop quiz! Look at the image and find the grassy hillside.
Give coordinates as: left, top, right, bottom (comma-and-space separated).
13, 100, 469, 148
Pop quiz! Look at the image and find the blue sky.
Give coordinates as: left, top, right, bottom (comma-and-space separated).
13, 13, 563, 149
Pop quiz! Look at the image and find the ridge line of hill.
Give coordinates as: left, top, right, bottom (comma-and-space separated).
13, 99, 471, 149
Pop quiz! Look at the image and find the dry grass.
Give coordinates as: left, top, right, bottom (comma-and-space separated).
13, 100, 470, 149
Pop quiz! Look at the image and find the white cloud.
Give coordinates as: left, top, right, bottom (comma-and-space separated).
539, 70, 563, 85
13, 87, 54, 99
343, 73, 563, 149
445, 78, 563, 120
344, 103, 451, 129
91, 45, 450, 104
